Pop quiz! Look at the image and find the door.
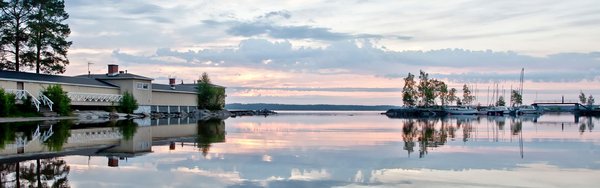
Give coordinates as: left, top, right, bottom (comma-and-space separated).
17, 82, 24, 90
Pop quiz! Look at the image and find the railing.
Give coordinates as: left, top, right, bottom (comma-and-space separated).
67, 92, 123, 103
6, 89, 41, 111
533, 100, 581, 104
3, 125, 53, 150
67, 128, 122, 143
39, 92, 54, 111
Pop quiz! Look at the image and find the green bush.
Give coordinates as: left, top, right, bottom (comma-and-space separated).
43, 85, 71, 116
0, 88, 16, 117
118, 91, 138, 114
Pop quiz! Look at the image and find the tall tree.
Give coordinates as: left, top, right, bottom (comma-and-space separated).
579, 91, 587, 104
587, 95, 595, 107
200, 72, 211, 84
402, 73, 417, 107
462, 84, 474, 105
510, 90, 522, 107
0, 0, 33, 72
496, 96, 506, 106
448, 88, 457, 105
0, 1, 6, 69
25, 0, 71, 74
418, 70, 436, 106
438, 81, 448, 106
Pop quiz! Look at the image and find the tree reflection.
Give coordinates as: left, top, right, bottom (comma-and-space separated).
0, 124, 16, 150
579, 117, 594, 135
402, 120, 417, 156
511, 121, 522, 135
0, 158, 70, 187
116, 120, 138, 141
44, 121, 72, 151
196, 119, 226, 157
0, 122, 38, 150
401, 117, 474, 158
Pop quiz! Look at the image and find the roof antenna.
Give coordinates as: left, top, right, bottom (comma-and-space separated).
87, 61, 94, 77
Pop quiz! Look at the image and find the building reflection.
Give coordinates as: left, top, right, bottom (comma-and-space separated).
0, 117, 228, 187
0, 118, 226, 166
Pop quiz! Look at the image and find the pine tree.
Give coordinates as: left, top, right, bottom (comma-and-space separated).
579, 91, 587, 104
0, 0, 33, 72
26, 0, 71, 74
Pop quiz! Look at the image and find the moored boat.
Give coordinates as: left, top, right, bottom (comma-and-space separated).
445, 106, 478, 115
487, 106, 510, 116
516, 105, 542, 115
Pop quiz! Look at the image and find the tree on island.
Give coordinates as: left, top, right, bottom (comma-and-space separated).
579, 91, 587, 104
587, 95, 595, 107
417, 70, 436, 106
448, 88, 458, 106
462, 84, 475, 105
510, 90, 522, 107
401, 70, 471, 107
402, 72, 417, 107
438, 81, 449, 106
496, 96, 506, 106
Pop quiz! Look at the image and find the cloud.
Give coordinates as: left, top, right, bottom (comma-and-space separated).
206, 20, 387, 41
200, 10, 407, 41
259, 10, 292, 20
227, 23, 357, 40
112, 38, 600, 82
435, 70, 600, 83
228, 87, 402, 93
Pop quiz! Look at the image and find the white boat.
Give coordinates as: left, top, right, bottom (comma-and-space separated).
477, 106, 490, 115
487, 106, 510, 116
445, 106, 478, 115
516, 105, 542, 115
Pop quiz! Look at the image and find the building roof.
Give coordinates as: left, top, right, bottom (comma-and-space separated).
76, 73, 153, 81
0, 70, 118, 88
180, 83, 225, 88
151, 84, 198, 93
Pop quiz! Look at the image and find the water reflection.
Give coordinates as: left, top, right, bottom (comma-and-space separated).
579, 116, 595, 134
1, 113, 599, 187
196, 119, 226, 157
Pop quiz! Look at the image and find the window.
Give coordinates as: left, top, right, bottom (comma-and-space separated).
136, 82, 149, 90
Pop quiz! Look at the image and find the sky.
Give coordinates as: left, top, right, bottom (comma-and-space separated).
60, 0, 600, 105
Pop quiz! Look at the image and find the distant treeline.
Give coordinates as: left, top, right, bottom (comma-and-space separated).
225, 103, 401, 111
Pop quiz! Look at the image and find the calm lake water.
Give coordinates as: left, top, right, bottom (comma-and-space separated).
1, 112, 599, 187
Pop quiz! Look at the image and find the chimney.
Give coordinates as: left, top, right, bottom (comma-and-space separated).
108, 64, 119, 76
108, 156, 119, 167
169, 78, 176, 89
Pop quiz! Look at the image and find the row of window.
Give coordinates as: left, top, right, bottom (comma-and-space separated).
136, 82, 149, 90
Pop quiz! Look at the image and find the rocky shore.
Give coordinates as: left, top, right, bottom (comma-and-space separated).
74, 109, 232, 121
1, 109, 233, 124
